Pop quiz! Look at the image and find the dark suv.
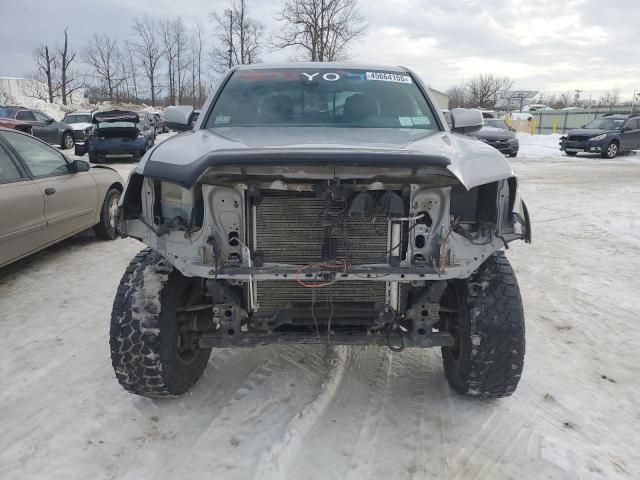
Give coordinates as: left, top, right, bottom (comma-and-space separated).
0, 106, 75, 149
560, 113, 640, 158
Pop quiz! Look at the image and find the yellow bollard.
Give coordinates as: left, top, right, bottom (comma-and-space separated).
552, 118, 557, 134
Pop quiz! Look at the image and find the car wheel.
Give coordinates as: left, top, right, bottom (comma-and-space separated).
509, 151, 518, 158
61, 132, 75, 150
94, 187, 121, 240
565, 151, 577, 156
602, 141, 619, 159
440, 252, 525, 399
110, 248, 212, 397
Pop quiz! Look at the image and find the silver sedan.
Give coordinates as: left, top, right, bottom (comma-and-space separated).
0, 127, 125, 268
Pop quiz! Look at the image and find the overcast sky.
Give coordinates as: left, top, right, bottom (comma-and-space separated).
1, 0, 639, 99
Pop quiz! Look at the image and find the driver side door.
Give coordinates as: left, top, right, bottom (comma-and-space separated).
2, 131, 98, 244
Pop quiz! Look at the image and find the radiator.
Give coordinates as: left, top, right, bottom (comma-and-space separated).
252, 191, 390, 310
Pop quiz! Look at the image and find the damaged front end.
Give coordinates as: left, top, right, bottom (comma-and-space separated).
118, 160, 530, 350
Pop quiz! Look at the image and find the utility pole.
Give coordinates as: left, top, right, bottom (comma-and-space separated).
574, 89, 582, 107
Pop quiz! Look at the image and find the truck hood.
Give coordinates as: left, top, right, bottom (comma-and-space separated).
138, 127, 516, 190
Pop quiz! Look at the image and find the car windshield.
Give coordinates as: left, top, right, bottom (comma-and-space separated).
585, 118, 625, 129
205, 68, 438, 129
484, 119, 509, 129
63, 114, 92, 124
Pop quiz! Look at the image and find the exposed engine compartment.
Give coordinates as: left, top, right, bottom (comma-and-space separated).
119, 164, 529, 349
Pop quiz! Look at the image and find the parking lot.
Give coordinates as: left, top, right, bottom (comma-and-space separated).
0, 133, 638, 480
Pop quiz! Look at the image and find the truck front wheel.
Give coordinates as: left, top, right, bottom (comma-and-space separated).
110, 248, 212, 397
439, 252, 525, 399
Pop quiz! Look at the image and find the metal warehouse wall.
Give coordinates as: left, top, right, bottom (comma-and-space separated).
531, 108, 637, 134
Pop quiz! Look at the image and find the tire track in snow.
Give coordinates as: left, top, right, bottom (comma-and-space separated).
115, 345, 331, 480
254, 345, 348, 480
279, 347, 391, 480
347, 349, 444, 480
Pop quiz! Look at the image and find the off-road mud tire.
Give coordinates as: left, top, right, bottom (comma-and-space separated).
110, 248, 212, 397
94, 187, 121, 240
441, 252, 525, 399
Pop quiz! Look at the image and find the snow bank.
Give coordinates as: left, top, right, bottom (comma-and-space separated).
517, 132, 565, 159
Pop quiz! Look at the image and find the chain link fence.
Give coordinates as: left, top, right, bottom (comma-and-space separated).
529, 108, 636, 134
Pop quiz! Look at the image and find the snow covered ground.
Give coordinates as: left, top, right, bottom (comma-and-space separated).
1, 134, 640, 479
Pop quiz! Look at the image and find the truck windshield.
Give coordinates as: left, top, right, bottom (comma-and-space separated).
63, 114, 92, 124
205, 68, 438, 130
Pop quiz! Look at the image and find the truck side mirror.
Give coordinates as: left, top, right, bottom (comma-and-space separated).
165, 106, 195, 131
450, 108, 483, 134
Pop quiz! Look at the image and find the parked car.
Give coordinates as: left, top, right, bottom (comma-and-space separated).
75, 110, 152, 163
139, 113, 156, 144
143, 112, 157, 138
0, 127, 124, 268
62, 109, 98, 143
153, 112, 167, 133
560, 113, 640, 158
0, 116, 32, 134
112, 63, 531, 400
0, 106, 75, 149
470, 118, 519, 157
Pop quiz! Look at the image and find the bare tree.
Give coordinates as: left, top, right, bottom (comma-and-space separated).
124, 40, 140, 102
27, 44, 59, 102
161, 17, 179, 104
173, 17, 188, 104
210, 0, 264, 72
445, 84, 467, 109
598, 89, 620, 107
132, 16, 164, 106
465, 74, 513, 109
193, 19, 206, 106
57, 28, 84, 105
558, 91, 573, 108
83, 33, 122, 101
273, 0, 366, 62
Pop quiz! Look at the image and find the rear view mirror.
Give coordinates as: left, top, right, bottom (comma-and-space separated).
165, 105, 195, 131
450, 108, 483, 134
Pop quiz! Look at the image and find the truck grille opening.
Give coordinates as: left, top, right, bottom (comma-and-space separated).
252, 191, 389, 265
251, 191, 391, 311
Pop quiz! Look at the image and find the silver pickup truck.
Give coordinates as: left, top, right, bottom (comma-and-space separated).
111, 63, 531, 400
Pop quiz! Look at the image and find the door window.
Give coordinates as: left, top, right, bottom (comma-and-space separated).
16, 110, 37, 121
33, 111, 52, 122
2, 132, 69, 177
0, 145, 23, 182
625, 119, 639, 130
